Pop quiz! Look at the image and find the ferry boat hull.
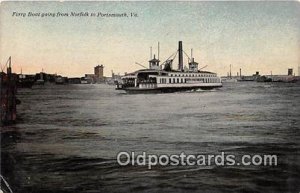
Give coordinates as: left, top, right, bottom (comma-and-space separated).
121, 85, 222, 94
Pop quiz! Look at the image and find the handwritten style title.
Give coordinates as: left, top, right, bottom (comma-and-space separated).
12, 12, 138, 18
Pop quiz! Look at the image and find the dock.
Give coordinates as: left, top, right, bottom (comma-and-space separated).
0, 57, 18, 125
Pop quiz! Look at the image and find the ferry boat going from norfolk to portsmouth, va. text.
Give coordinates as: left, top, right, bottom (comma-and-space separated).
115, 41, 222, 93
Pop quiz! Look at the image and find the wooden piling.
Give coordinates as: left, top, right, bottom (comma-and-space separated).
0, 57, 18, 126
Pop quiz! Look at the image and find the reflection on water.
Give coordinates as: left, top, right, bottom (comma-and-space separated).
1, 82, 300, 192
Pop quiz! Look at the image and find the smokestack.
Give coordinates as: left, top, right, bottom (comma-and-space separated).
178, 41, 183, 71
239, 68, 241, 78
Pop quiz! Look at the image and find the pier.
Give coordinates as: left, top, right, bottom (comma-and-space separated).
0, 57, 18, 125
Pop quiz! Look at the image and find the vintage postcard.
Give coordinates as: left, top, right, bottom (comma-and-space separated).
0, 1, 299, 193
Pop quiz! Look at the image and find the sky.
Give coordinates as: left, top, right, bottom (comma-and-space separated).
0, 1, 299, 77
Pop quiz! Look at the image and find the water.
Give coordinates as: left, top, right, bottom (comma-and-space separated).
1, 82, 300, 193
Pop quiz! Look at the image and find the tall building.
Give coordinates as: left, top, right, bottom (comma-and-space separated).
94, 65, 104, 79
288, 68, 293, 76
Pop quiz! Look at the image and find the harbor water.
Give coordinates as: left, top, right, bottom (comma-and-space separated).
1, 82, 300, 193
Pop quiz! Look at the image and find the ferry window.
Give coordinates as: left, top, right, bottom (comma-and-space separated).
173, 78, 175, 83
181, 78, 183, 83
177, 78, 179, 83
169, 78, 171, 83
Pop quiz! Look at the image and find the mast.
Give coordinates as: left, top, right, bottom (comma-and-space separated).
229, 64, 232, 79
158, 42, 160, 61
7, 56, 12, 74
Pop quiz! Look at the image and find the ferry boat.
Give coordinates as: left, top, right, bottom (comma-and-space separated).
115, 41, 222, 93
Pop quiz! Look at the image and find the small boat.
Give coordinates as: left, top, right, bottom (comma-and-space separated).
55, 76, 66, 84
221, 78, 238, 83
17, 74, 35, 88
221, 64, 238, 83
34, 72, 45, 85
